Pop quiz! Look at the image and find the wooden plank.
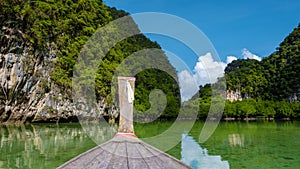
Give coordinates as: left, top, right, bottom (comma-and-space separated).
127, 142, 150, 169
109, 141, 128, 169
136, 143, 164, 169
81, 147, 105, 167
141, 142, 192, 169
82, 148, 107, 169
96, 141, 119, 169
57, 136, 191, 169
57, 145, 104, 169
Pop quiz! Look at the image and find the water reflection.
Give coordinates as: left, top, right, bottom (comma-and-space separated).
0, 123, 117, 169
228, 134, 244, 147
181, 134, 230, 169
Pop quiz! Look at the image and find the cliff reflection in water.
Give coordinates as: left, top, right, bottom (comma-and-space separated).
0, 123, 117, 169
228, 134, 244, 147
181, 134, 230, 169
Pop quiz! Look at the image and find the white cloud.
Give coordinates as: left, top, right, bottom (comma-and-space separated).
193, 53, 226, 86
226, 56, 238, 64
178, 70, 198, 101
242, 48, 262, 61
178, 52, 225, 101
177, 49, 261, 101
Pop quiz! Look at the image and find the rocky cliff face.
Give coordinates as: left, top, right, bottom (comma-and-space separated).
0, 27, 116, 123
226, 90, 242, 102
0, 53, 117, 124
0, 43, 75, 123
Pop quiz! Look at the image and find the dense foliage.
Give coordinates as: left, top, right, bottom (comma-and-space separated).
224, 24, 300, 119
226, 24, 300, 101
195, 24, 300, 120
224, 99, 300, 119
2, 0, 299, 121
1, 0, 180, 119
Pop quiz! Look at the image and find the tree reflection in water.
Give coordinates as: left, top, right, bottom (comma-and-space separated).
0, 123, 117, 168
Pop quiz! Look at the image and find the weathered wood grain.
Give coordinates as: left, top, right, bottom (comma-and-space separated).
57, 135, 191, 169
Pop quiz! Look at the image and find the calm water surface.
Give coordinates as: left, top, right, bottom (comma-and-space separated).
0, 121, 299, 169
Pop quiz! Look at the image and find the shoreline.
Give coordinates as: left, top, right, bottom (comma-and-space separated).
0, 117, 299, 125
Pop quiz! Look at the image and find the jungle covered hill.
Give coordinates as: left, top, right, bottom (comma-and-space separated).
1, 0, 300, 123
191, 24, 300, 120
0, 0, 180, 123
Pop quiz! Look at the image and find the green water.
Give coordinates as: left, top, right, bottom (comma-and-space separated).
189, 121, 300, 169
0, 121, 299, 169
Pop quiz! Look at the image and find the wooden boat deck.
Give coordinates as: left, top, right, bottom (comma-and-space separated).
57, 134, 191, 169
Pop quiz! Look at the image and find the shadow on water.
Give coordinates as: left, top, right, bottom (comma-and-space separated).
181, 133, 230, 169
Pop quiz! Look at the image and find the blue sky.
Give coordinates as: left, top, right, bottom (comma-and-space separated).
104, 0, 300, 100
105, 0, 300, 61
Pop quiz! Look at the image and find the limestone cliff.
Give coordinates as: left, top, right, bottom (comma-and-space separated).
226, 90, 242, 102
0, 26, 116, 123
0, 51, 116, 123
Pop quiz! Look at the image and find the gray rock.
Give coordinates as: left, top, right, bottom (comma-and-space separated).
0, 36, 114, 124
